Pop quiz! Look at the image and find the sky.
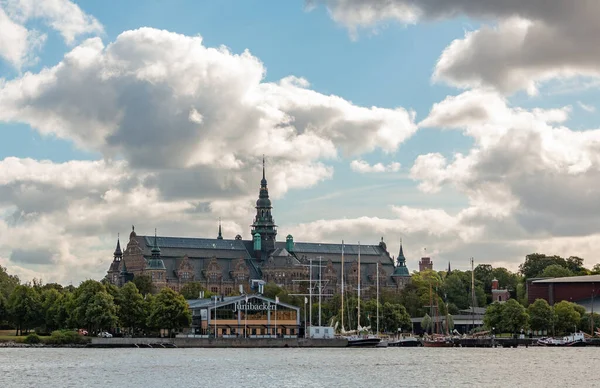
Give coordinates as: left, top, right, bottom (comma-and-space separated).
1, 0, 600, 284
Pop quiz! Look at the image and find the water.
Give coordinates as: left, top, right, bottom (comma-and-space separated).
0, 347, 597, 387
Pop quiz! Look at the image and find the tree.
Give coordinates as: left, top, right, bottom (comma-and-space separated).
8, 284, 42, 335
41, 288, 64, 332
591, 263, 600, 275
117, 282, 147, 334
380, 302, 411, 333
180, 282, 209, 300
519, 253, 566, 279
483, 302, 504, 332
0, 265, 19, 300
501, 299, 529, 334
132, 275, 154, 295
85, 291, 118, 332
528, 299, 554, 333
553, 301, 580, 335
443, 273, 469, 309
147, 287, 192, 337
0, 293, 7, 324
540, 264, 574, 278
71, 280, 106, 330
421, 313, 432, 334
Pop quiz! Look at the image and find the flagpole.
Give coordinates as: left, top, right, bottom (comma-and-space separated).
244, 294, 248, 338
341, 240, 345, 333
214, 297, 217, 338
275, 297, 278, 338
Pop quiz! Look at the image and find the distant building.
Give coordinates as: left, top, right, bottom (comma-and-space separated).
106, 158, 411, 294
527, 275, 600, 312
186, 294, 300, 338
491, 278, 510, 303
419, 256, 433, 272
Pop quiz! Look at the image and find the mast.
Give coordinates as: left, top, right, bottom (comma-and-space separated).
318, 256, 322, 327
357, 241, 361, 331
471, 257, 475, 330
341, 240, 344, 332
376, 260, 379, 335
309, 258, 313, 333
591, 283, 595, 335
429, 283, 433, 335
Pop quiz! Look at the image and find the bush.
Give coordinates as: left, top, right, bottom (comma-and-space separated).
46, 330, 89, 345
24, 333, 41, 344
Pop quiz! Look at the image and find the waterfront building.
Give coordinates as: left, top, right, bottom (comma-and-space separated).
106, 158, 411, 294
187, 294, 300, 338
527, 275, 600, 312
491, 278, 510, 303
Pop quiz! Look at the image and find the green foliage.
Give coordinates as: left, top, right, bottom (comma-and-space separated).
117, 282, 147, 334
528, 299, 554, 332
47, 330, 89, 345
483, 302, 504, 332
421, 313, 432, 333
71, 280, 106, 329
147, 287, 191, 335
540, 264, 574, 278
41, 288, 65, 332
24, 333, 41, 344
85, 291, 118, 332
553, 301, 581, 335
580, 312, 600, 334
501, 299, 529, 334
8, 284, 42, 335
179, 282, 209, 300
0, 265, 20, 300
132, 275, 154, 295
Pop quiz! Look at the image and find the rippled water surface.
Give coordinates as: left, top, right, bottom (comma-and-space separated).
1, 347, 597, 387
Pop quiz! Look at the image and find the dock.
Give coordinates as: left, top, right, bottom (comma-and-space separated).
90, 337, 348, 348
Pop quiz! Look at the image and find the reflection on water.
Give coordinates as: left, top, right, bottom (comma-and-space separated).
1, 347, 597, 387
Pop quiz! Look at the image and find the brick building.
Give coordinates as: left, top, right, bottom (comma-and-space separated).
106, 159, 412, 294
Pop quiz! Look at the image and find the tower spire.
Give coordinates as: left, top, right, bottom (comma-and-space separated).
113, 233, 123, 260
217, 218, 223, 240
262, 154, 265, 180
151, 228, 161, 256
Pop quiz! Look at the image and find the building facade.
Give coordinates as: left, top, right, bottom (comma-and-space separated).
106, 159, 411, 294
527, 275, 600, 312
187, 294, 300, 338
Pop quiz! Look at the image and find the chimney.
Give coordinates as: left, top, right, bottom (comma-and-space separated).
491, 279, 499, 290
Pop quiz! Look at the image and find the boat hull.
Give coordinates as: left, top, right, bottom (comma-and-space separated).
346, 337, 382, 347
423, 340, 454, 347
389, 339, 422, 347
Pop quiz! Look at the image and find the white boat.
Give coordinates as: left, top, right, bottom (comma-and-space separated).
537, 332, 587, 347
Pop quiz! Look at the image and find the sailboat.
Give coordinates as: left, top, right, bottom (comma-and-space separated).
423, 283, 454, 347
345, 241, 381, 347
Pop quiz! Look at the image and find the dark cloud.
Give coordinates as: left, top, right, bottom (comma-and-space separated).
10, 248, 54, 265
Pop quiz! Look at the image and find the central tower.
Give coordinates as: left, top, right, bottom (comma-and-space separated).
251, 156, 277, 254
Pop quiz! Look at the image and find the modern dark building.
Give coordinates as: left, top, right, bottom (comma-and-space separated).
527, 275, 600, 312
106, 158, 412, 294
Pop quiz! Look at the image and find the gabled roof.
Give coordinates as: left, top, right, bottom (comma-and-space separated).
532, 275, 600, 284
186, 294, 299, 311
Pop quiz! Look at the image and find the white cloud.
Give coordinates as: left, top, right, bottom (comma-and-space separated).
0, 0, 102, 68
415, 90, 600, 245
0, 27, 419, 282
578, 101, 595, 113
313, 0, 600, 94
350, 159, 401, 173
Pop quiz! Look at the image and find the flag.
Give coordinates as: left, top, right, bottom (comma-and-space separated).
304, 297, 308, 304
275, 296, 279, 304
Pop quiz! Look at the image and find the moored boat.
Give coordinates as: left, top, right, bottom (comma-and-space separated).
346, 334, 382, 347
423, 335, 454, 347
537, 332, 587, 347
389, 337, 422, 347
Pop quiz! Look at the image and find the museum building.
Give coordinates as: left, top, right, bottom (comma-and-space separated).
187, 294, 300, 338
106, 159, 412, 294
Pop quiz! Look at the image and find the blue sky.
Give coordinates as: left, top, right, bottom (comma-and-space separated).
1, 0, 600, 283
